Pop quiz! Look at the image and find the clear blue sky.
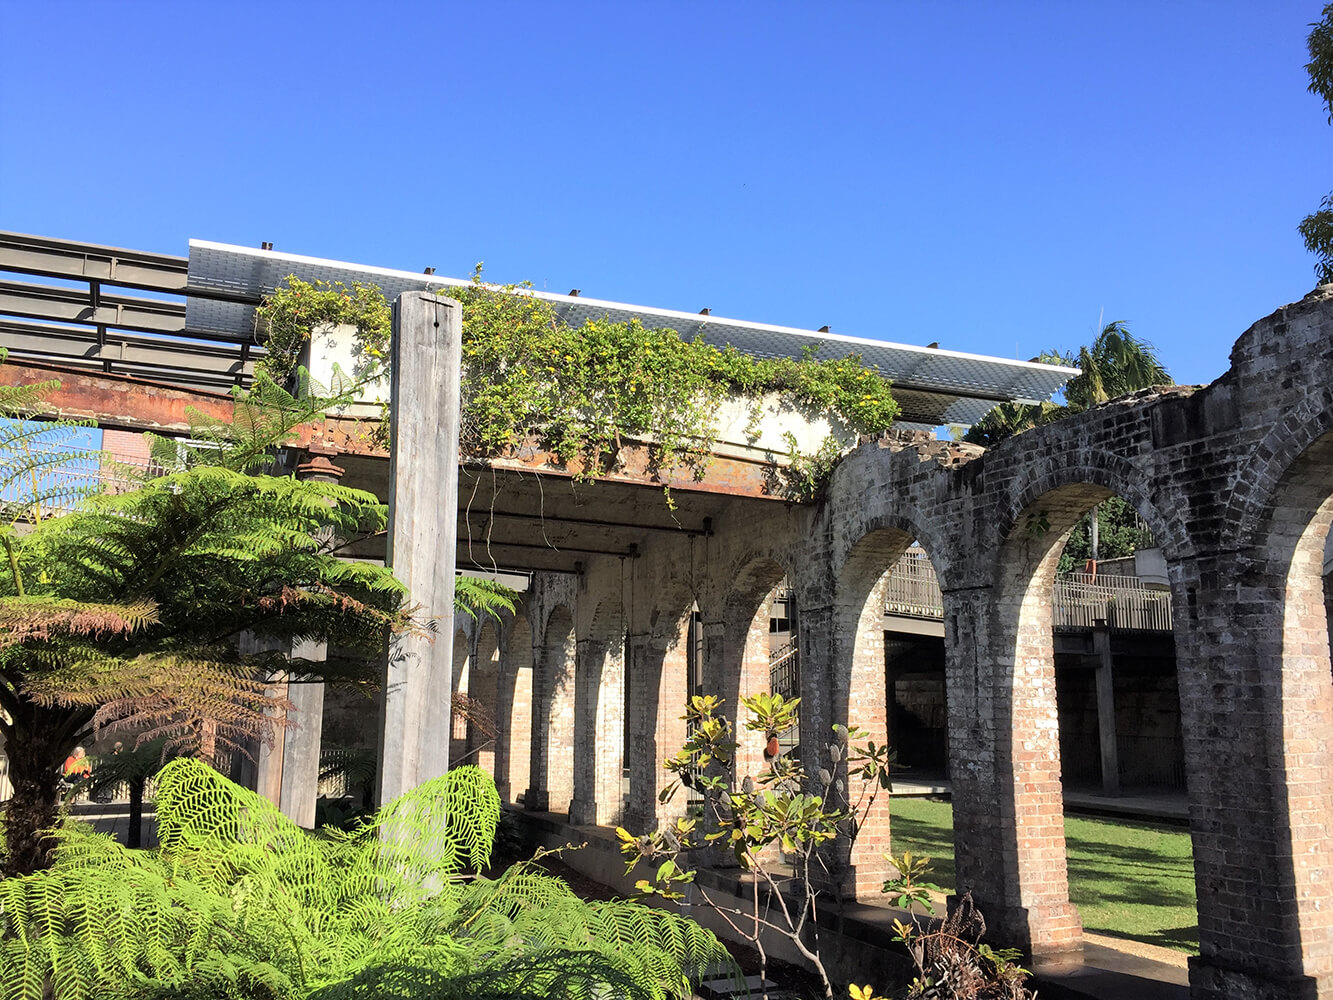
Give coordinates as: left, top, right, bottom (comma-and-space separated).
2, 1, 1329, 388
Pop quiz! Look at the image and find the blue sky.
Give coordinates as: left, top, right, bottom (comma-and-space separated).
2, 1, 1329, 388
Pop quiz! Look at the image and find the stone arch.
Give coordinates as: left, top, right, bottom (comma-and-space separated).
979, 478, 1189, 962
995, 451, 1184, 567
828, 522, 927, 897
571, 592, 626, 826
495, 611, 533, 804
526, 604, 575, 814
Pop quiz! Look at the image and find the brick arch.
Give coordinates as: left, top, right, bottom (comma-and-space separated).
495, 611, 534, 804
584, 593, 625, 645
715, 553, 790, 780
828, 522, 928, 897
978, 474, 1191, 960
1220, 428, 1333, 984
450, 629, 472, 763
995, 450, 1185, 566
830, 493, 953, 592
649, 577, 696, 650
629, 576, 698, 829
543, 603, 574, 647
451, 629, 470, 695
1227, 387, 1333, 553
467, 620, 502, 775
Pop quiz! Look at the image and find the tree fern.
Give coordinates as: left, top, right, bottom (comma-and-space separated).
0, 760, 729, 1000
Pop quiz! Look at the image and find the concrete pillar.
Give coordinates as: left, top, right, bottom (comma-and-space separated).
376, 292, 461, 804
942, 585, 1083, 969
1091, 622, 1119, 798
262, 446, 343, 827
278, 650, 325, 828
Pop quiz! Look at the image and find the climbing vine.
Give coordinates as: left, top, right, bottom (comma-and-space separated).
255, 269, 900, 500
254, 276, 391, 387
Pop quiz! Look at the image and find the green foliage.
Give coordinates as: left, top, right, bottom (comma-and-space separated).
0, 367, 420, 874
1303, 6, 1333, 284
253, 277, 392, 388
454, 574, 518, 621
1307, 4, 1333, 122
883, 858, 1033, 1000
1056, 496, 1149, 575
620, 692, 895, 998
964, 323, 1168, 447
1059, 322, 1169, 412
0, 760, 727, 1000
256, 269, 900, 501
1299, 197, 1333, 286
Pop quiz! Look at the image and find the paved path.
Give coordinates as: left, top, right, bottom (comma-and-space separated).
70, 801, 158, 848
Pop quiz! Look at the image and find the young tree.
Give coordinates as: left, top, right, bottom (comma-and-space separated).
0, 368, 418, 875
618, 693, 894, 1000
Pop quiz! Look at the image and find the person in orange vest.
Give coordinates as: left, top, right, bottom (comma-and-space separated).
62, 746, 91, 781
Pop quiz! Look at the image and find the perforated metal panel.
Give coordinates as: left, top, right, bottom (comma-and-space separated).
187, 240, 1076, 424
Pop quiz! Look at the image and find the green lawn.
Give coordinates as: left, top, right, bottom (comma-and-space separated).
888, 796, 1198, 954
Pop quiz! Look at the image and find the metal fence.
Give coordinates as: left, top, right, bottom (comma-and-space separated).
882, 549, 1173, 632
2, 440, 162, 519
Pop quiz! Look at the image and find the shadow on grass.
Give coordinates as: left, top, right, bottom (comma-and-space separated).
888, 799, 956, 889
888, 798, 1200, 954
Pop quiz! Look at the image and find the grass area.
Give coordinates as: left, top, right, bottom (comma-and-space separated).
888, 796, 1198, 954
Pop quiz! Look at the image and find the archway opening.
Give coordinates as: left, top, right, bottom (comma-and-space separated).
993, 482, 1193, 960
719, 557, 790, 784
626, 581, 696, 831
467, 621, 500, 776
836, 526, 946, 900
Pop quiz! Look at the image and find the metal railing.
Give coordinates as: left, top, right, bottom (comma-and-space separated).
769, 641, 801, 754
882, 549, 1173, 633
2, 441, 163, 519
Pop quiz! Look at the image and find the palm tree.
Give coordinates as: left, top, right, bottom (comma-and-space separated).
963, 320, 1170, 564
1062, 321, 1170, 563
1062, 320, 1171, 413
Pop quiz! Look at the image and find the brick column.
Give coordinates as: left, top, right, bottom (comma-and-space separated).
493, 615, 533, 804
624, 632, 686, 832
826, 578, 896, 898
943, 585, 1083, 968
1178, 552, 1333, 1000
526, 614, 575, 814
570, 637, 625, 826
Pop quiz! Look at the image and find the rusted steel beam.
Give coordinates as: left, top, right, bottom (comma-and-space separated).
0, 362, 780, 498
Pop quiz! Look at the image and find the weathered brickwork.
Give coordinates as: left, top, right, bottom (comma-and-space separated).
453, 287, 1333, 998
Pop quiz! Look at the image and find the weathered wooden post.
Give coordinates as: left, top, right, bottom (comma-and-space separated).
376, 291, 462, 803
